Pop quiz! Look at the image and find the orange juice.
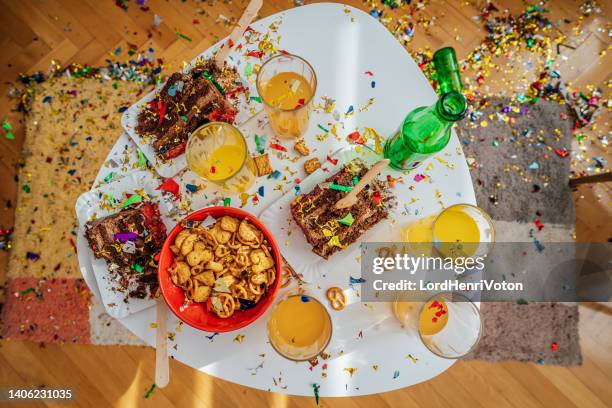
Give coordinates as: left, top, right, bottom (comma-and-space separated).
257, 55, 317, 140
267, 295, 332, 361
260, 71, 313, 139
432, 206, 480, 258
261, 72, 313, 110
432, 207, 480, 243
393, 299, 420, 328
418, 299, 448, 336
186, 122, 256, 193
403, 205, 483, 258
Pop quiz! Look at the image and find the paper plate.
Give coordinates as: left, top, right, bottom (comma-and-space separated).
120, 45, 254, 178
75, 170, 176, 318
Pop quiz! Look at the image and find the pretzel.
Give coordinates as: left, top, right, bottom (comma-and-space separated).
213, 293, 236, 319
280, 264, 293, 288
326, 287, 346, 311
377, 246, 395, 258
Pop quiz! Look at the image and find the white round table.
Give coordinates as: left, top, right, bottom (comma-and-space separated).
78, 3, 476, 397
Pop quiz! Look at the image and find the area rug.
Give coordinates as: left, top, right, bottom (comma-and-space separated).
459, 97, 581, 366
0, 75, 149, 345
0, 78, 581, 366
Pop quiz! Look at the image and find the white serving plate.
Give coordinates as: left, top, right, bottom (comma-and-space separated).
75, 170, 176, 318
259, 146, 397, 283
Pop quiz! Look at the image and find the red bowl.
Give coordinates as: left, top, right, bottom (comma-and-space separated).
158, 207, 282, 332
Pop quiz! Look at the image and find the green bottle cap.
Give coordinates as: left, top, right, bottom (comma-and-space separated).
433, 47, 463, 95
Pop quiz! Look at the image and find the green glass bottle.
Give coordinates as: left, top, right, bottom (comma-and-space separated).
383, 91, 467, 171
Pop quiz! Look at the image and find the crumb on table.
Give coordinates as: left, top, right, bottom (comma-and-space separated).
294, 139, 310, 156
304, 157, 321, 174
253, 153, 273, 176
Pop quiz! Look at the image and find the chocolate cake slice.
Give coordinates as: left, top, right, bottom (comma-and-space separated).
136, 59, 241, 161
290, 159, 395, 259
85, 202, 166, 299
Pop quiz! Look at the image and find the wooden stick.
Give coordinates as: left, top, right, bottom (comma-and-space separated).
214, 0, 263, 67
568, 171, 612, 187
155, 299, 169, 388
335, 159, 390, 209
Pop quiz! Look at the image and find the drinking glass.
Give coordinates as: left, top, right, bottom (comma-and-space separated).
185, 122, 256, 194
403, 203, 495, 258
267, 292, 332, 361
256, 54, 317, 139
418, 292, 482, 359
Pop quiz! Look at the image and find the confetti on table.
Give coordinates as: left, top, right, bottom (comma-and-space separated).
406, 354, 418, 363
350, 276, 366, 284
120, 194, 142, 208
233, 334, 245, 343
185, 184, 199, 193
205, 332, 219, 342
223, 197, 231, 207
312, 384, 320, 405
137, 149, 147, 168
413, 174, 426, 182
246, 50, 264, 58
326, 155, 338, 165
156, 178, 180, 200
393, 370, 400, 379
386, 175, 403, 188
244, 62, 253, 77
254, 134, 266, 154
344, 367, 358, 377
269, 143, 287, 152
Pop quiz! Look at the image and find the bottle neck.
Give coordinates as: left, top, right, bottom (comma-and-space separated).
434, 91, 467, 122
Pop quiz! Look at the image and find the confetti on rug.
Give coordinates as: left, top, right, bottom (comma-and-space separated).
0, 74, 150, 345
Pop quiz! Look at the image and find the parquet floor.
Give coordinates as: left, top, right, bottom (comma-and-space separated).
0, 0, 610, 407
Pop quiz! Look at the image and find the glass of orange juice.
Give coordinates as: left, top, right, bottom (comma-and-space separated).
185, 122, 256, 194
403, 204, 495, 258
393, 291, 482, 359
256, 54, 317, 139
267, 292, 332, 361
418, 292, 482, 359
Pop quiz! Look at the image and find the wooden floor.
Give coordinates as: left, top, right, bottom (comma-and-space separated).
0, 0, 610, 407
